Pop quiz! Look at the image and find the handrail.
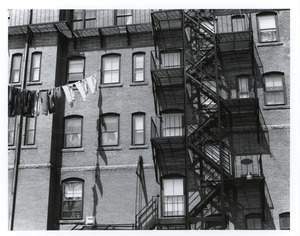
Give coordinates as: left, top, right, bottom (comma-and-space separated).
135, 196, 159, 230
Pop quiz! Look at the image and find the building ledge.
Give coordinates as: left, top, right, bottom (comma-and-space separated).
59, 219, 85, 224
8, 146, 15, 150
98, 146, 122, 151
257, 42, 283, 47
21, 145, 38, 149
129, 145, 149, 150
99, 83, 123, 88
130, 82, 149, 87
62, 147, 85, 153
26, 81, 43, 86
262, 105, 290, 110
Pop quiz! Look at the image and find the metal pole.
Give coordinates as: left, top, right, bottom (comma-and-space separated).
182, 10, 190, 230
9, 10, 32, 230
213, 32, 226, 229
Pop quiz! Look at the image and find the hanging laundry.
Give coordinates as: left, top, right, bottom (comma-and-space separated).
48, 89, 55, 114
69, 84, 75, 101
62, 85, 74, 107
39, 90, 49, 115
8, 86, 14, 117
11, 88, 23, 116
82, 79, 88, 94
22, 90, 36, 117
54, 87, 62, 100
86, 74, 97, 94
75, 81, 87, 102
33, 91, 40, 117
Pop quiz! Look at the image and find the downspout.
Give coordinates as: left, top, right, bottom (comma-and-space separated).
9, 9, 32, 231
182, 10, 190, 229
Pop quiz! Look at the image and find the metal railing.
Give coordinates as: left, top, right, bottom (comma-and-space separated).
151, 50, 183, 71
135, 196, 159, 230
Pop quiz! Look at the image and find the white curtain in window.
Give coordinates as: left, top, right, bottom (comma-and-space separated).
103, 56, 120, 83
31, 54, 41, 81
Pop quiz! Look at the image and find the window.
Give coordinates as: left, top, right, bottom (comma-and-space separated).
115, 10, 133, 25
61, 179, 84, 219
162, 178, 185, 216
264, 72, 285, 105
279, 212, 290, 230
8, 117, 16, 146
101, 114, 119, 146
161, 52, 181, 69
257, 12, 278, 42
73, 10, 97, 30
133, 53, 145, 82
24, 117, 36, 145
10, 54, 22, 83
64, 116, 83, 148
237, 75, 252, 98
162, 112, 183, 137
30, 52, 42, 82
232, 15, 248, 32
245, 214, 262, 229
102, 54, 120, 84
68, 57, 85, 84
132, 113, 145, 145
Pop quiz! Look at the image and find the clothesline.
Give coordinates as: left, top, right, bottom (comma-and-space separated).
8, 73, 98, 117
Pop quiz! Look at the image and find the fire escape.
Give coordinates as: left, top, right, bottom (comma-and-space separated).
135, 9, 271, 230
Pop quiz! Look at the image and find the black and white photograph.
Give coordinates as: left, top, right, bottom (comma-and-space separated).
2, 0, 300, 233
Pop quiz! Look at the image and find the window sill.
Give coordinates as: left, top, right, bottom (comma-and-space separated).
257, 42, 283, 47
100, 83, 123, 88
129, 145, 149, 150
59, 219, 85, 224
21, 145, 38, 149
62, 147, 85, 153
130, 82, 148, 87
98, 146, 122, 151
26, 81, 43, 86
262, 105, 290, 110
8, 146, 16, 150
9, 83, 21, 87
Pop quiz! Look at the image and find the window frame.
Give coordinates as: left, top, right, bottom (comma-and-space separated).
263, 72, 286, 106
161, 110, 184, 137
236, 74, 252, 99
8, 117, 16, 146
132, 112, 145, 145
115, 9, 133, 26
10, 53, 22, 84
257, 12, 279, 43
279, 212, 290, 230
160, 50, 182, 69
24, 116, 37, 145
245, 213, 263, 230
231, 14, 248, 32
100, 113, 120, 147
73, 9, 97, 30
64, 115, 83, 149
68, 57, 85, 84
132, 52, 145, 82
61, 178, 84, 220
162, 177, 185, 217
101, 54, 121, 84
29, 52, 42, 82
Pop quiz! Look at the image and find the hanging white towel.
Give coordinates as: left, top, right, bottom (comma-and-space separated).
75, 81, 87, 102
86, 74, 97, 94
62, 85, 74, 107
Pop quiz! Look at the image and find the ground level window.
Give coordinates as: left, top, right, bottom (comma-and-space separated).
245, 214, 262, 229
62, 179, 84, 219
162, 178, 185, 216
279, 212, 290, 230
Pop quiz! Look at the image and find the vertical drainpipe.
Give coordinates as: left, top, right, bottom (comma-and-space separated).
182, 10, 190, 229
214, 23, 226, 229
9, 9, 32, 231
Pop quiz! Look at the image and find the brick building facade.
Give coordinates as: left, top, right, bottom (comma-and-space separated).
7, 9, 290, 230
